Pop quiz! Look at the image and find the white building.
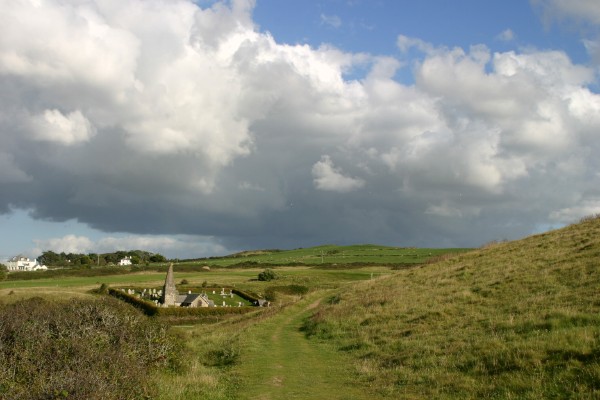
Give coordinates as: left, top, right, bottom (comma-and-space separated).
119, 256, 133, 266
5, 255, 48, 271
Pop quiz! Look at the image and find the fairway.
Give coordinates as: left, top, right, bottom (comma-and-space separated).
233, 290, 384, 400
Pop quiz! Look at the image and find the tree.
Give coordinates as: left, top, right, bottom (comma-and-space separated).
149, 253, 167, 263
38, 250, 61, 266
79, 255, 92, 265
0, 263, 7, 281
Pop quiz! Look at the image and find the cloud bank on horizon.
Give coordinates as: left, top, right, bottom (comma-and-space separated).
1, 0, 600, 258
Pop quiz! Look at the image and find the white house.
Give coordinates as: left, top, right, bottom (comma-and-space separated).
119, 256, 133, 266
5, 255, 48, 271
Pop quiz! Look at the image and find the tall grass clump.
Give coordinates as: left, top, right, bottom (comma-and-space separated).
151, 315, 253, 400
304, 216, 600, 398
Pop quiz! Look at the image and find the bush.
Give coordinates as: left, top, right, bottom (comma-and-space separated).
265, 285, 309, 301
0, 297, 181, 400
0, 263, 7, 281
92, 283, 109, 294
258, 268, 278, 282
232, 288, 261, 303
108, 288, 159, 316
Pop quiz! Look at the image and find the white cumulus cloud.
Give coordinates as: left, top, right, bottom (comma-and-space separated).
29, 109, 95, 145
312, 155, 365, 192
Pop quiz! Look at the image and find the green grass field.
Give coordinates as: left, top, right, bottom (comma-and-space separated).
176, 244, 470, 267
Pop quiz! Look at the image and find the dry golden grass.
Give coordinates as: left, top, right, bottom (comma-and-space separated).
304, 216, 600, 398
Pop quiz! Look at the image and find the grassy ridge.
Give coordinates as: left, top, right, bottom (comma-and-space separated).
304, 217, 600, 398
178, 244, 470, 267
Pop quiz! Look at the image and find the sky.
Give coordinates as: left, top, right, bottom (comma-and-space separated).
1, 0, 600, 261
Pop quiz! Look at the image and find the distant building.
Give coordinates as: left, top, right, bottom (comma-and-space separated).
160, 263, 213, 307
118, 256, 133, 266
5, 255, 48, 272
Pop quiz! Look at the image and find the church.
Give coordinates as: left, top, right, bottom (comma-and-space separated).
160, 264, 214, 307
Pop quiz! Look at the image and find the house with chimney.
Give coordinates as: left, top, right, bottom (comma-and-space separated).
5, 255, 48, 271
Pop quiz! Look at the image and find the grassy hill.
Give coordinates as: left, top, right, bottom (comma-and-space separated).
178, 244, 470, 267
304, 216, 600, 398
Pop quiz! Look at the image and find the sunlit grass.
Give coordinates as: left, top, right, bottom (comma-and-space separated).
304, 217, 600, 398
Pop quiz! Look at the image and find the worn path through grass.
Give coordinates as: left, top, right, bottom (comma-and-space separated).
234, 290, 382, 400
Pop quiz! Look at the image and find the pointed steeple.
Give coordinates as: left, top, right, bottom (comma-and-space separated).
161, 263, 178, 306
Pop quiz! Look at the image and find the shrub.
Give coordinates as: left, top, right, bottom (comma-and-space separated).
0, 297, 181, 400
0, 263, 6, 281
108, 288, 159, 316
232, 288, 261, 303
258, 268, 278, 281
92, 283, 109, 294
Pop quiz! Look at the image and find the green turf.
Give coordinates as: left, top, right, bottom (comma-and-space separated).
176, 244, 470, 267
303, 216, 600, 398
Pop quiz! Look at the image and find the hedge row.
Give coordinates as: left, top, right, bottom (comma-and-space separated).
107, 288, 258, 318
108, 288, 159, 316
311, 262, 423, 270
8, 266, 131, 281
232, 288, 262, 303
157, 306, 254, 317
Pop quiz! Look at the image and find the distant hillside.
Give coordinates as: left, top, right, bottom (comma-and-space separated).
178, 244, 470, 268
305, 216, 600, 398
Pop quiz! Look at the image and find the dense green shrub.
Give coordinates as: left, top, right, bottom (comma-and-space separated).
0, 297, 181, 400
0, 264, 7, 281
232, 288, 261, 303
258, 268, 278, 281
108, 288, 159, 315
157, 306, 253, 317
108, 288, 258, 319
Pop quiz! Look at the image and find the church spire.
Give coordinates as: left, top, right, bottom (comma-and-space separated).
161, 263, 178, 306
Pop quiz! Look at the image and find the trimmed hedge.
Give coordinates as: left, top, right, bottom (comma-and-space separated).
108, 288, 259, 318
232, 288, 262, 303
157, 306, 254, 317
108, 288, 159, 316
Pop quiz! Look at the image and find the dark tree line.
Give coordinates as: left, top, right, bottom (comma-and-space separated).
37, 250, 167, 267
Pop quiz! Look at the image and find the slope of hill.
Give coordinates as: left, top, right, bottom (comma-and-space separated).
179, 244, 470, 267
304, 216, 600, 398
